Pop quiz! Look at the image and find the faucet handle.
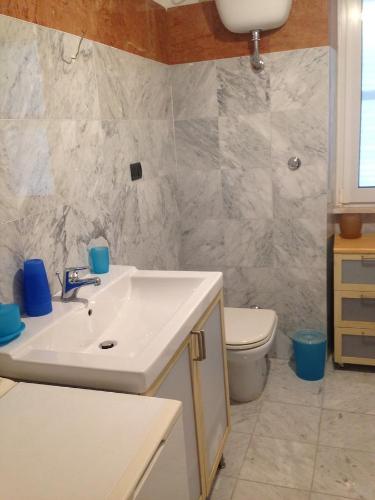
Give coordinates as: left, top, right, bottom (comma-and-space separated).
64, 266, 89, 273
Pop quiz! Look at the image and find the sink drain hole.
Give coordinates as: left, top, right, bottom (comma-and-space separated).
99, 340, 117, 350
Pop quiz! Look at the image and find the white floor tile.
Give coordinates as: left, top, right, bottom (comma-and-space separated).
222, 431, 251, 477
231, 399, 261, 434
319, 409, 375, 453
313, 446, 375, 499
264, 360, 323, 407
310, 494, 351, 500
240, 435, 316, 490
255, 401, 321, 443
323, 370, 375, 414
232, 480, 310, 500
209, 474, 237, 500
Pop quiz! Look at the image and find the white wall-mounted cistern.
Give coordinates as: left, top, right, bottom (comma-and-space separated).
214, 0, 292, 71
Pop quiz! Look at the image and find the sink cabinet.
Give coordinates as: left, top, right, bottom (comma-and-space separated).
144, 292, 231, 500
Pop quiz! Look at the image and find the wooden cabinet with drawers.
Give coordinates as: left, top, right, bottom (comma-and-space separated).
334, 234, 375, 366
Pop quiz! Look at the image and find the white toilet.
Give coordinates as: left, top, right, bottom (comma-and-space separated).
224, 307, 278, 403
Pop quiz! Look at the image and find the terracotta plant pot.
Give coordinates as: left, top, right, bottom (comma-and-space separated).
339, 213, 362, 239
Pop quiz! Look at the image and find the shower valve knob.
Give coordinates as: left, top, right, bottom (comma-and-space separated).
288, 157, 302, 171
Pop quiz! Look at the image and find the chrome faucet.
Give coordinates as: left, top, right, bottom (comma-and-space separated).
57, 266, 101, 301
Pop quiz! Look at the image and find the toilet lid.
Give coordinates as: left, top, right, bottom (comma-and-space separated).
224, 308, 277, 349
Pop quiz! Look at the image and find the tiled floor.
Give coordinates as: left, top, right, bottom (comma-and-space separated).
210, 359, 375, 500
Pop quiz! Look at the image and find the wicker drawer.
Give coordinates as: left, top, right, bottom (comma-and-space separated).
335, 327, 375, 365
335, 291, 375, 328
335, 254, 375, 291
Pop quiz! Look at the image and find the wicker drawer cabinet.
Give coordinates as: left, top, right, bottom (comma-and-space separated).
334, 234, 375, 366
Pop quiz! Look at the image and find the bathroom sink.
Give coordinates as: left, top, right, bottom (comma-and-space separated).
0, 266, 222, 393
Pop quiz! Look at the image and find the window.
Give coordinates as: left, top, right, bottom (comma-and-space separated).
336, 0, 375, 206
359, 0, 375, 188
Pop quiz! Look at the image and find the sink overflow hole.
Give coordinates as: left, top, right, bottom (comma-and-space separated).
88, 309, 93, 316
99, 340, 117, 350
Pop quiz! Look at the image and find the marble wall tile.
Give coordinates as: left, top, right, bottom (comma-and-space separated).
232, 480, 310, 500
20, 204, 111, 294
0, 119, 54, 224
95, 43, 171, 120
274, 265, 327, 339
180, 219, 224, 270
137, 177, 180, 270
171, 61, 218, 120
0, 14, 36, 43
223, 266, 278, 310
174, 118, 219, 171
177, 169, 223, 224
224, 220, 273, 268
219, 114, 271, 171
273, 217, 326, 270
240, 435, 316, 489
269, 47, 329, 112
0, 20, 44, 118
54, 121, 106, 212
313, 446, 375, 499
222, 166, 273, 220
37, 28, 100, 119
134, 119, 176, 181
254, 401, 321, 444
94, 43, 133, 119
217, 56, 270, 117
0, 221, 24, 304
131, 59, 171, 120
271, 108, 328, 171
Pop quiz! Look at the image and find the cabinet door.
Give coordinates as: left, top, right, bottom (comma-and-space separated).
133, 415, 190, 500
152, 341, 203, 500
193, 294, 230, 494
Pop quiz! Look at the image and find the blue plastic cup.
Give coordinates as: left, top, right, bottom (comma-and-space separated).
89, 247, 110, 274
23, 259, 52, 317
0, 304, 24, 337
293, 330, 326, 381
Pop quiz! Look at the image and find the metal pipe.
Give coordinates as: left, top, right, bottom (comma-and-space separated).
250, 30, 264, 72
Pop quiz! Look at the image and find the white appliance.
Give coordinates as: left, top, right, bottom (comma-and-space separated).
0, 381, 190, 500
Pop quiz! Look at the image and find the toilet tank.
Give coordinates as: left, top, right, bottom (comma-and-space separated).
214, 0, 292, 33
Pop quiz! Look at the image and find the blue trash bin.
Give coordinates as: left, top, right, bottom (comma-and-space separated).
293, 330, 326, 381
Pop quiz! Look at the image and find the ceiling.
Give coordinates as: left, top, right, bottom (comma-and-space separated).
155, 0, 208, 9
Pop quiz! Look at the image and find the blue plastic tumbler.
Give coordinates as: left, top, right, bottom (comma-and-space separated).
89, 247, 110, 274
23, 259, 52, 317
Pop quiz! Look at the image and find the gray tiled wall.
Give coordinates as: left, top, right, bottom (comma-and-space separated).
172, 48, 329, 358
0, 14, 180, 304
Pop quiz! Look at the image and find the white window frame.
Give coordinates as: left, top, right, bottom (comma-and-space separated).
336, 0, 375, 206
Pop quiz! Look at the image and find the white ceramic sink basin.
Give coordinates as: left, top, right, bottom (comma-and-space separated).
0, 266, 222, 393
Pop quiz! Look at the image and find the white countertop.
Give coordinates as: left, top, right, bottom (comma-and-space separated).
0, 381, 181, 500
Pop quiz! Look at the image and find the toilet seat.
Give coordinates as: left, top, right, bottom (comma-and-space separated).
225, 307, 277, 351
